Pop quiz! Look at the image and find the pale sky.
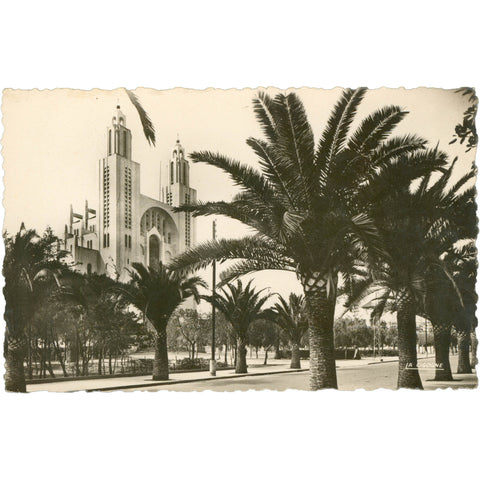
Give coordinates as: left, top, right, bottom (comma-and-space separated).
2, 87, 476, 306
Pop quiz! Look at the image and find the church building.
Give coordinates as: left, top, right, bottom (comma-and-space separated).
64, 105, 197, 281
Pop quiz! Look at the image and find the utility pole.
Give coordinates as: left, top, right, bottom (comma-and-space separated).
210, 220, 217, 376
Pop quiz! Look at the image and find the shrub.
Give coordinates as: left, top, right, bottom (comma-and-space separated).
173, 357, 210, 371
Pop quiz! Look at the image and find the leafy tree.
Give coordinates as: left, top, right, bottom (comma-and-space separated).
173, 309, 210, 360
334, 317, 373, 349
215, 310, 235, 364
172, 88, 432, 389
205, 280, 272, 373
449, 88, 478, 152
268, 293, 307, 368
90, 284, 143, 375
248, 318, 279, 365
120, 262, 206, 380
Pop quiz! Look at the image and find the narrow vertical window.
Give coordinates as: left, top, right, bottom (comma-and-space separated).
108, 130, 112, 155
170, 162, 174, 184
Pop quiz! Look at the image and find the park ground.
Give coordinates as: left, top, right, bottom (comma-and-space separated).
26, 353, 477, 392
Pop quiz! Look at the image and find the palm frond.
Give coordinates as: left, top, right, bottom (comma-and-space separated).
170, 236, 291, 275
270, 92, 315, 206
317, 87, 367, 170
189, 151, 276, 203
252, 92, 278, 142
348, 105, 408, 154
125, 89, 155, 146
219, 257, 296, 285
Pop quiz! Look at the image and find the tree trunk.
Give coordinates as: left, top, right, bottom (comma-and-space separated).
224, 343, 228, 364
290, 342, 301, 369
235, 336, 248, 374
456, 330, 472, 374
53, 339, 68, 377
27, 324, 33, 380
397, 290, 423, 389
4, 336, 27, 392
263, 346, 270, 365
274, 337, 281, 359
433, 324, 453, 381
153, 328, 169, 380
97, 348, 102, 375
305, 287, 337, 390
470, 330, 478, 370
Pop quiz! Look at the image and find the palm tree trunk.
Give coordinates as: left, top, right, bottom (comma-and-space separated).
471, 330, 478, 370
397, 290, 423, 389
433, 324, 453, 381
456, 330, 472, 374
235, 336, 248, 374
290, 342, 301, 369
4, 335, 27, 392
305, 288, 337, 390
153, 328, 169, 380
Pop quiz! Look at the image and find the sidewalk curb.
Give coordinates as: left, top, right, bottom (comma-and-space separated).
367, 359, 399, 365
85, 368, 309, 392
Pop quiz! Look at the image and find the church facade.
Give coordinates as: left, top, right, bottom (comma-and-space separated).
64, 105, 197, 282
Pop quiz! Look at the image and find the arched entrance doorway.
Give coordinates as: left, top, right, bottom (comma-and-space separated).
149, 235, 160, 268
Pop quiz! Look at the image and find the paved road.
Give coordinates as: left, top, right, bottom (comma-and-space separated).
118, 359, 477, 392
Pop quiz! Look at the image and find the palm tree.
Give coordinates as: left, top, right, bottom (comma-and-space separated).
3, 225, 66, 392
171, 88, 436, 389
447, 242, 477, 374
345, 160, 476, 388
121, 262, 206, 380
204, 280, 272, 373
424, 241, 476, 380
268, 293, 308, 369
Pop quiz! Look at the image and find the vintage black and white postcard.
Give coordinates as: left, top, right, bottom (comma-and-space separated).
2, 87, 477, 393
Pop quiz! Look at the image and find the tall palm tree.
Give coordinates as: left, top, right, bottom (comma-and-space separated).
345, 160, 476, 388
3, 225, 65, 392
268, 293, 308, 369
204, 280, 272, 373
121, 262, 206, 380
424, 241, 476, 380
447, 241, 477, 374
171, 88, 436, 389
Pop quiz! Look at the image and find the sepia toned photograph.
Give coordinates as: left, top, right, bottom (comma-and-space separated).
2, 86, 477, 393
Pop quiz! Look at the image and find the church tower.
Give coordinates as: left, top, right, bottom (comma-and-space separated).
160, 137, 197, 251
99, 105, 141, 279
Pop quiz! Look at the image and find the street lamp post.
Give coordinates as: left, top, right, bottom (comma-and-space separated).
209, 220, 217, 376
